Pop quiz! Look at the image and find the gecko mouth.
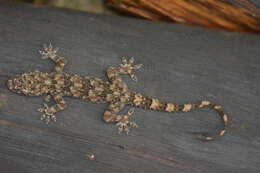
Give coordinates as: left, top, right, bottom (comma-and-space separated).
7, 78, 22, 92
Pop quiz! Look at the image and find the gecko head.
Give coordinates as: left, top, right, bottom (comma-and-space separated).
7, 74, 33, 95
7, 71, 48, 96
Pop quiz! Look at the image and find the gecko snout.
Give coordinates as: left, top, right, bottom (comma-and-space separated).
7, 79, 14, 90
7, 77, 23, 92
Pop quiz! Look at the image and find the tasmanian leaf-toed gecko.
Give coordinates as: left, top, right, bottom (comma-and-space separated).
7, 44, 228, 140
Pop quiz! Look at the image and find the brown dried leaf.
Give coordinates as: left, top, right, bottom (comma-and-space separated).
106, 0, 260, 33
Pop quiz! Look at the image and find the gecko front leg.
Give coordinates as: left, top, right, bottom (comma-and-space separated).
103, 102, 137, 134
38, 94, 66, 124
39, 43, 67, 72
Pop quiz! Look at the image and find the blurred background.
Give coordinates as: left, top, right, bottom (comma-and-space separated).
3, 0, 114, 14
1, 0, 260, 33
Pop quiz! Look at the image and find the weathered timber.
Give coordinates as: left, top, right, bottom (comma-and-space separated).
0, 2, 260, 173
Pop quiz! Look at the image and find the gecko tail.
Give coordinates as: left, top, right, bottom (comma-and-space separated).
164, 100, 228, 141
131, 93, 228, 141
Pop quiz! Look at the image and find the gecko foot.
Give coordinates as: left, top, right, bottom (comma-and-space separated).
38, 103, 57, 124
44, 95, 52, 102
116, 108, 138, 134
39, 43, 59, 59
120, 57, 143, 82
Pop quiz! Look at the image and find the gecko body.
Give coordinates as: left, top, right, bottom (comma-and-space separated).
7, 44, 228, 140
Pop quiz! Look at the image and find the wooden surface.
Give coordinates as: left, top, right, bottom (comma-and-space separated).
0, 3, 260, 173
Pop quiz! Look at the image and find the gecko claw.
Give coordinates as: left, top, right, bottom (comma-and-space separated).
130, 74, 138, 82
116, 120, 138, 134
121, 57, 128, 64
40, 113, 56, 123
120, 57, 142, 82
38, 103, 57, 123
116, 110, 138, 134
129, 57, 135, 64
39, 43, 59, 59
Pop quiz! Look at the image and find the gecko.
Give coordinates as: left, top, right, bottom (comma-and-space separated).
7, 44, 228, 141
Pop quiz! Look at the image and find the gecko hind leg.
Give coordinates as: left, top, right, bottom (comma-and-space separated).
107, 57, 143, 82
39, 43, 67, 72
120, 57, 143, 81
116, 108, 138, 134
103, 103, 137, 134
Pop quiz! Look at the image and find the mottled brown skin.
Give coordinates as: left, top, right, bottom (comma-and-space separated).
7, 44, 228, 140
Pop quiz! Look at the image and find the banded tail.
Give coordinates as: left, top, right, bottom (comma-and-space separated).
131, 93, 228, 141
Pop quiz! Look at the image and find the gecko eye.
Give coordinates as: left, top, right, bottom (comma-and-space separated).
14, 79, 21, 86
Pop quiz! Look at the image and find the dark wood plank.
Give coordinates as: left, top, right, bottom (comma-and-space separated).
0, 2, 260, 173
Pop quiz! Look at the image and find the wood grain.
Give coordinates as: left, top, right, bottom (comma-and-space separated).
0, 3, 260, 173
